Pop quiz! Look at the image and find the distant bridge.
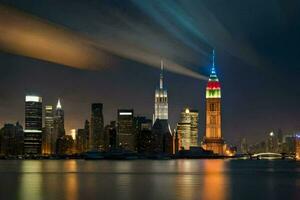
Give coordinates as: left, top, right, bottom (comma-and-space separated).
252, 152, 282, 157
250, 152, 294, 160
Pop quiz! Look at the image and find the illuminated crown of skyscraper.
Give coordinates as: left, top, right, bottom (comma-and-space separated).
206, 49, 221, 98
56, 98, 62, 109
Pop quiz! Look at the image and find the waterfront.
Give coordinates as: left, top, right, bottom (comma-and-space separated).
0, 159, 299, 200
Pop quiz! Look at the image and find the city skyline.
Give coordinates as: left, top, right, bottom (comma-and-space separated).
0, 0, 300, 146
0, 52, 299, 146
0, 2, 299, 199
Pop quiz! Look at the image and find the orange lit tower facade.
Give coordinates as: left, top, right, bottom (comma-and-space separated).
203, 50, 225, 155
296, 134, 300, 160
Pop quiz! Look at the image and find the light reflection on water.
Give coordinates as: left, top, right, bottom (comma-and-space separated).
0, 160, 299, 200
19, 161, 42, 200
201, 160, 227, 200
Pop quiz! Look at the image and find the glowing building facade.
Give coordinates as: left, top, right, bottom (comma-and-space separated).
42, 105, 54, 154
203, 50, 225, 155
24, 95, 43, 154
154, 60, 168, 121
177, 108, 199, 150
296, 134, 300, 160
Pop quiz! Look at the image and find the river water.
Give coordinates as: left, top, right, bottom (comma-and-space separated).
0, 159, 299, 200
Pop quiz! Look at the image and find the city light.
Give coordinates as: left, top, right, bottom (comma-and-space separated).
25, 95, 42, 102
24, 130, 42, 133
119, 112, 133, 116
69, 129, 76, 140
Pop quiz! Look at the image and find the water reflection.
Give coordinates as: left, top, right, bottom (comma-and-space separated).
201, 160, 228, 200
18, 161, 80, 200
19, 161, 42, 200
1, 160, 298, 200
175, 160, 199, 199
65, 174, 78, 200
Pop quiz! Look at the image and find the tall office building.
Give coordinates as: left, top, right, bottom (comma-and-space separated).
202, 50, 225, 155
24, 95, 42, 154
90, 103, 104, 150
266, 131, 279, 153
154, 60, 168, 122
105, 121, 117, 150
42, 105, 53, 154
84, 120, 90, 151
76, 120, 89, 153
45, 105, 54, 130
152, 119, 173, 154
117, 109, 135, 151
134, 117, 152, 153
177, 108, 199, 150
282, 134, 296, 153
52, 99, 65, 153
76, 128, 86, 153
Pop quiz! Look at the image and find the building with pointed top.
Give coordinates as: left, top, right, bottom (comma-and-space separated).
152, 60, 173, 154
202, 50, 225, 155
54, 99, 65, 138
56, 99, 62, 109
52, 99, 65, 154
154, 60, 168, 122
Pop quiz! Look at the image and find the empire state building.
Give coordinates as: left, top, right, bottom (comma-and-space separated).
202, 50, 225, 155
154, 60, 168, 122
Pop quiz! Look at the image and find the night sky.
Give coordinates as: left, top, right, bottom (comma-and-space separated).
0, 0, 299, 145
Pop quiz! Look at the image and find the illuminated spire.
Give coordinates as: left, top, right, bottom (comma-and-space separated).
211, 49, 216, 75
56, 98, 62, 109
160, 59, 164, 89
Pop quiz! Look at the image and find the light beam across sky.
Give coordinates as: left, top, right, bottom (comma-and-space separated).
0, 4, 207, 80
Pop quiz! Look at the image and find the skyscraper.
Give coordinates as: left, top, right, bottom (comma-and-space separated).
266, 131, 279, 153
202, 50, 225, 155
105, 121, 117, 150
177, 108, 199, 150
24, 95, 43, 154
42, 105, 53, 154
134, 116, 153, 153
75, 121, 89, 153
84, 120, 90, 151
90, 103, 104, 150
117, 109, 135, 151
76, 128, 86, 153
45, 105, 54, 130
152, 119, 173, 154
154, 60, 168, 122
52, 99, 65, 154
